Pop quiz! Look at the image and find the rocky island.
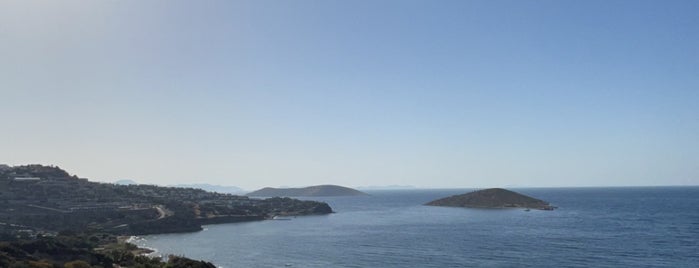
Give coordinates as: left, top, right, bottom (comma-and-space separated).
247, 185, 368, 197
425, 188, 556, 210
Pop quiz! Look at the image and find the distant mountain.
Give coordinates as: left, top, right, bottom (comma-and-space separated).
247, 185, 368, 197
357, 185, 417, 190
172, 184, 245, 194
425, 188, 556, 210
114, 179, 139, 185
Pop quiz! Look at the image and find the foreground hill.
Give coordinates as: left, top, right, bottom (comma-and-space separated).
0, 233, 216, 268
0, 164, 332, 237
247, 185, 368, 197
425, 188, 556, 210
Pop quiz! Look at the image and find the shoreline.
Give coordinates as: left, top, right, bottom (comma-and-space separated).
120, 214, 317, 260
121, 235, 158, 257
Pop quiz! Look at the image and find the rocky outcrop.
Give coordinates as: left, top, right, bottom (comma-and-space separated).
247, 185, 368, 197
425, 188, 556, 210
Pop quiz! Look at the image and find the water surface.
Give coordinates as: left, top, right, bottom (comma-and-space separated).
136, 187, 699, 267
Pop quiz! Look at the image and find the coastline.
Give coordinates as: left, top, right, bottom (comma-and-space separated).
121, 214, 315, 262
117, 215, 268, 260
121, 235, 156, 256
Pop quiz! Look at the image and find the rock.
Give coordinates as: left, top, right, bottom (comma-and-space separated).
167, 255, 217, 268
425, 188, 556, 210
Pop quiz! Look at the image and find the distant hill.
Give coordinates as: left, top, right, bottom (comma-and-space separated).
171, 184, 245, 194
425, 188, 556, 210
247, 185, 368, 197
357, 185, 417, 190
114, 179, 139, 185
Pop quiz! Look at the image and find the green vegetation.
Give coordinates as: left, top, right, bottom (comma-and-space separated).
0, 164, 332, 237
0, 232, 215, 268
0, 164, 334, 267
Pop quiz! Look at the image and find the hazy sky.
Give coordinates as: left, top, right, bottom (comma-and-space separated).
1, 0, 698, 189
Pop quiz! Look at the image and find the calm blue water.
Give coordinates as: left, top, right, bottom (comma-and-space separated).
136, 187, 699, 267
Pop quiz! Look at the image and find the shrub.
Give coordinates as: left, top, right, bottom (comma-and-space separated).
63, 260, 90, 268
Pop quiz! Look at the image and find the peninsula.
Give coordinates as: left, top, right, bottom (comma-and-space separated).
425, 188, 556, 210
0, 164, 333, 236
247, 185, 368, 197
0, 164, 336, 267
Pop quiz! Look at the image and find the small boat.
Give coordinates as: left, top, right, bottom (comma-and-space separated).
272, 216, 292, 220
524, 208, 531, 212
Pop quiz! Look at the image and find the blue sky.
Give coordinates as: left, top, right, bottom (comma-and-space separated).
1, 0, 698, 189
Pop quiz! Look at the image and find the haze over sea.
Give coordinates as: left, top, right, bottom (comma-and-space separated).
135, 187, 699, 267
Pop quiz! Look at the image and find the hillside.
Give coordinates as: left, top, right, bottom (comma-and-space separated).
113, 180, 246, 194
0, 165, 333, 237
425, 188, 556, 210
0, 233, 216, 268
247, 185, 368, 197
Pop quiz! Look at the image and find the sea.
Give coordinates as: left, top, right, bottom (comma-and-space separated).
133, 187, 699, 267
